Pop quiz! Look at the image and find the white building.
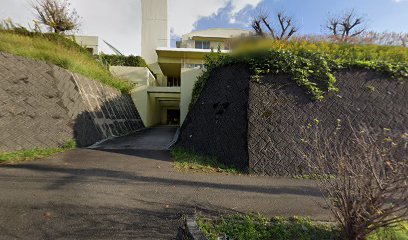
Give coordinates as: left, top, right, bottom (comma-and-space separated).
114, 0, 252, 127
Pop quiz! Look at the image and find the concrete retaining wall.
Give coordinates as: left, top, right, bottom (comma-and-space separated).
176, 64, 250, 171
0, 52, 144, 152
177, 65, 408, 176
248, 70, 408, 176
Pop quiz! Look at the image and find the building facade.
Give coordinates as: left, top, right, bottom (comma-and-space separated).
117, 0, 252, 127
74, 35, 99, 55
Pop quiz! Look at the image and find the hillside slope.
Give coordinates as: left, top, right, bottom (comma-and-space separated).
0, 30, 132, 92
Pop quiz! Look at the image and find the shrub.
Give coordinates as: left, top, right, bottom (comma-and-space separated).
190, 38, 408, 108
235, 38, 408, 63
298, 123, 408, 240
100, 54, 148, 68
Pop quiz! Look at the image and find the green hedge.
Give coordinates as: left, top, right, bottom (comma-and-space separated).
100, 54, 148, 68
190, 39, 408, 108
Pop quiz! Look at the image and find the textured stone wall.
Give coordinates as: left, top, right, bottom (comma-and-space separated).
0, 53, 144, 152
248, 70, 408, 176
178, 64, 408, 176
176, 64, 250, 171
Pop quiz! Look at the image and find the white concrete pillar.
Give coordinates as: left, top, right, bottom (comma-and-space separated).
141, 0, 169, 65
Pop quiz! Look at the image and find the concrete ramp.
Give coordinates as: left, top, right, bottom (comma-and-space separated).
92, 126, 178, 150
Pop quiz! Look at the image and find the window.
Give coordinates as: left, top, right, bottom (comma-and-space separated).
167, 76, 181, 87
184, 63, 205, 69
195, 40, 211, 49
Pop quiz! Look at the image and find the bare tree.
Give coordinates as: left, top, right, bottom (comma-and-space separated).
252, 11, 298, 41
358, 31, 408, 47
32, 0, 80, 34
326, 9, 367, 42
400, 34, 408, 47
298, 123, 408, 240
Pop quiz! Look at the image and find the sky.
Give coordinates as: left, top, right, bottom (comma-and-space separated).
1, 0, 407, 55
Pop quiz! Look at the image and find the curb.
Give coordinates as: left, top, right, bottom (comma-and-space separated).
167, 127, 180, 150
177, 214, 207, 240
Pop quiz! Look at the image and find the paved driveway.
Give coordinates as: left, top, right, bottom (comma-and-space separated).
92, 126, 178, 150
0, 127, 330, 240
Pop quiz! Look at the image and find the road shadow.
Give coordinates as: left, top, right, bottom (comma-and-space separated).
89, 148, 173, 162
0, 201, 233, 240
1, 163, 323, 197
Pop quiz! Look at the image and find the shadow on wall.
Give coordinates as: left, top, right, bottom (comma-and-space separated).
73, 94, 144, 147
0, 52, 144, 152
176, 64, 251, 172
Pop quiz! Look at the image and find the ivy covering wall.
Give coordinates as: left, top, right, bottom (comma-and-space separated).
191, 39, 408, 107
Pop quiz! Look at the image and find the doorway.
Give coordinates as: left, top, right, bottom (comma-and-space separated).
167, 109, 180, 125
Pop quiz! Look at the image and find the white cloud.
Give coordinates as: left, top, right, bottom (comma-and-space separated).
168, 0, 262, 36
230, 0, 262, 15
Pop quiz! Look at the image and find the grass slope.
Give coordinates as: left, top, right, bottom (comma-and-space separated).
0, 140, 76, 164
198, 214, 408, 240
0, 30, 132, 92
171, 148, 241, 174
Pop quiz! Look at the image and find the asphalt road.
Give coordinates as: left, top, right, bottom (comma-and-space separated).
0, 127, 330, 240
92, 126, 178, 150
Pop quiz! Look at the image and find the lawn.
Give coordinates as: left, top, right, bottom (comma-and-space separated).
0, 140, 76, 164
368, 222, 408, 240
171, 148, 241, 174
198, 214, 408, 240
0, 30, 132, 92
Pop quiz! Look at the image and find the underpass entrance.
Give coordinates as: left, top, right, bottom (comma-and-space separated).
166, 109, 180, 125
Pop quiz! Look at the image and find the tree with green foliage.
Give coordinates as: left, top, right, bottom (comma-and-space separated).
100, 54, 148, 68
33, 0, 80, 34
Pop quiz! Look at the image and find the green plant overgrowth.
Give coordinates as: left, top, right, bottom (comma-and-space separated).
367, 222, 408, 240
171, 147, 241, 174
191, 39, 408, 108
0, 29, 133, 92
198, 214, 408, 240
100, 54, 148, 68
0, 140, 76, 164
198, 214, 340, 240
